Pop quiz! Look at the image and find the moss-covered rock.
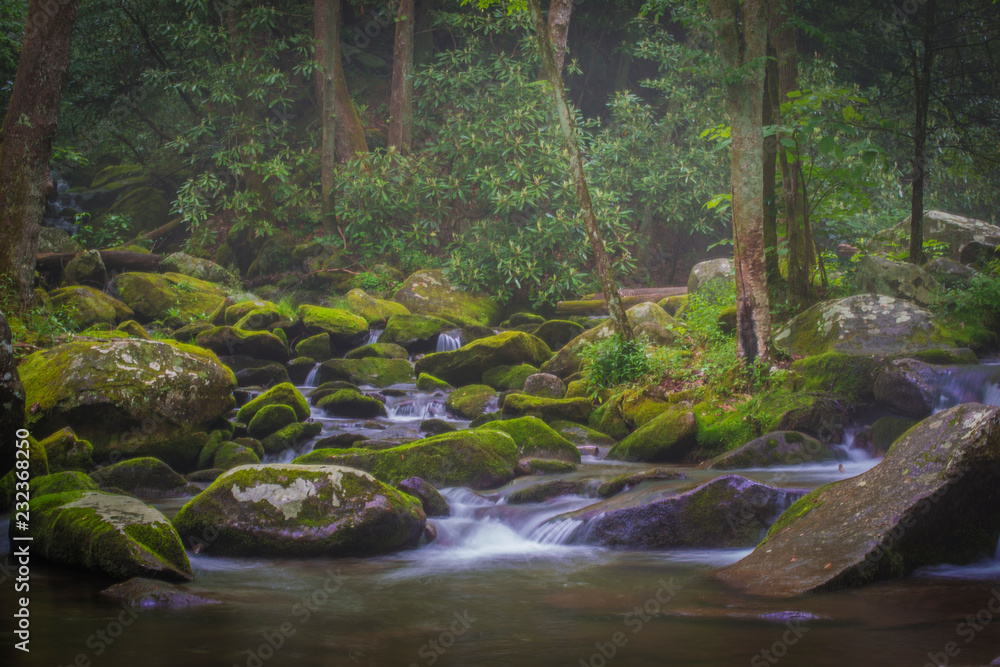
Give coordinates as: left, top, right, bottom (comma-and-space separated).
100, 577, 220, 608
501, 394, 592, 424
416, 373, 451, 392
415, 332, 552, 386
786, 352, 879, 403
196, 326, 288, 363
505, 479, 590, 504
345, 342, 409, 360
294, 430, 518, 490
345, 288, 410, 324
397, 476, 450, 516
115, 320, 150, 339
316, 358, 415, 387
687, 258, 734, 294
160, 252, 238, 286
855, 255, 940, 306
223, 300, 276, 325
658, 294, 688, 318
560, 475, 802, 549
112, 272, 227, 323
523, 373, 564, 399
706, 431, 837, 469
38, 226, 82, 253
863, 416, 919, 456
27, 490, 193, 581
477, 416, 580, 462
294, 333, 332, 361
516, 458, 577, 475
170, 321, 215, 343
90, 457, 198, 496
32, 471, 100, 497
297, 304, 368, 348
0, 312, 24, 474
38, 427, 93, 472
236, 383, 309, 423
607, 405, 698, 462
482, 364, 538, 391
541, 302, 680, 378
171, 464, 425, 557
63, 249, 106, 287
717, 403, 1000, 597
50, 285, 134, 327
393, 269, 501, 326
445, 385, 498, 419
549, 420, 616, 447
260, 422, 323, 456
234, 306, 285, 332
587, 400, 630, 441
596, 468, 688, 498
19, 339, 236, 470
234, 363, 290, 388
247, 404, 299, 439
531, 320, 585, 351
316, 389, 388, 418
379, 314, 453, 351
212, 442, 261, 470
772, 294, 958, 357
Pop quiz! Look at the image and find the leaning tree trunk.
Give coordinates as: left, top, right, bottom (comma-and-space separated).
0, 0, 80, 308
547, 0, 573, 72
388, 0, 415, 153
315, 0, 338, 233
331, 0, 368, 162
527, 0, 632, 340
710, 0, 771, 362
908, 0, 936, 265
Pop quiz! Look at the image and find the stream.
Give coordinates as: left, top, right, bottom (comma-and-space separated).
4, 362, 1000, 666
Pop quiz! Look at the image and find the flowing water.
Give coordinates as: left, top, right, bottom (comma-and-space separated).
6, 363, 1000, 666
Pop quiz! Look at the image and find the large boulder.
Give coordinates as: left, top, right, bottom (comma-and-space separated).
294, 430, 518, 490
63, 249, 107, 287
415, 331, 552, 386
50, 286, 134, 328
344, 288, 409, 324
90, 457, 198, 496
501, 395, 592, 423
24, 490, 193, 581
0, 312, 25, 473
772, 295, 958, 357
18, 339, 236, 469
315, 358, 414, 387
171, 464, 425, 557
607, 405, 698, 462
873, 358, 941, 418
112, 272, 227, 323
872, 210, 1000, 260
854, 255, 939, 306
706, 431, 837, 469
532, 320, 585, 351
555, 475, 802, 549
687, 258, 734, 295
392, 269, 501, 326
196, 326, 289, 362
297, 304, 368, 348
716, 403, 1000, 597
160, 252, 238, 286
379, 314, 453, 351
445, 385, 497, 419
477, 416, 581, 462
482, 364, 538, 391
541, 302, 680, 378
315, 389, 387, 418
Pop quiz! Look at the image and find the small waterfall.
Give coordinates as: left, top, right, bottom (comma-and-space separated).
932, 363, 1000, 413
529, 518, 585, 545
384, 392, 449, 421
303, 363, 321, 387
436, 330, 462, 352
367, 328, 383, 346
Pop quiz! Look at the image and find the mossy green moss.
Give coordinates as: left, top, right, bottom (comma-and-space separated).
293, 430, 518, 490
260, 422, 323, 455
112, 272, 227, 323
316, 358, 415, 387
416, 373, 452, 391
31, 471, 99, 497
234, 306, 284, 331
517, 458, 577, 475
315, 389, 388, 418
379, 314, 452, 349
224, 300, 278, 325
501, 394, 592, 424
236, 383, 309, 423
415, 332, 552, 386
445, 385, 498, 419
50, 286, 134, 327
295, 333, 331, 360
393, 269, 501, 326
477, 416, 580, 462
531, 320, 585, 351
115, 320, 150, 339
38, 427, 93, 472
247, 404, 298, 439
297, 304, 368, 343
212, 442, 261, 469
607, 406, 698, 462
345, 343, 410, 360
482, 364, 538, 391
549, 420, 616, 446
345, 288, 410, 324
787, 352, 879, 403
195, 326, 289, 362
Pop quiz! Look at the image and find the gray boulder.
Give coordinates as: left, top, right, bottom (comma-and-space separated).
687, 258, 734, 295
854, 255, 939, 306
873, 358, 941, 418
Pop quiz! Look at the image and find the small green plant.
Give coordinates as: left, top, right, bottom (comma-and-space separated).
74, 212, 134, 249
579, 334, 654, 393
354, 271, 399, 295
275, 296, 299, 320
174, 280, 194, 293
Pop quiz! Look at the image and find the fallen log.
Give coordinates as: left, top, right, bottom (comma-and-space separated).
35, 250, 162, 274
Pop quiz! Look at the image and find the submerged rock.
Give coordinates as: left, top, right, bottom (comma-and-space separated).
171, 464, 426, 557
25, 490, 193, 581
294, 430, 518, 490
596, 468, 689, 498
90, 457, 199, 497
560, 475, 802, 549
706, 431, 838, 469
716, 403, 1000, 597
101, 577, 220, 608
397, 476, 450, 516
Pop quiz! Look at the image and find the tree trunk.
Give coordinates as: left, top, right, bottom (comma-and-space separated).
315, 0, 338, 233
331, 0, 368, 162
388, 0, 415, 153
547, 0, 573, 72
527, 0, 632, 340
762, 46, 780, 283
710, 0, 771, 363
0, 0, 80, 308
908, 0, 936, 265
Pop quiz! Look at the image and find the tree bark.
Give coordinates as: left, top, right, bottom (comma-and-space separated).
710, 0, 772, 363
527, 0, 633, 340
315, 0, 338, 233
331, 0, 368, 162
547, 0, 573, 73
388, 0, 415, 153
0, 0, 80, 307
762, 46, 780, 283
908, 0, 936, 265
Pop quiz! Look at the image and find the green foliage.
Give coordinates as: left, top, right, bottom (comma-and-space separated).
579, 334, 653, 393
935, 259, 1000, 335
73, 212, 134, 249
353, 272, 399, 295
